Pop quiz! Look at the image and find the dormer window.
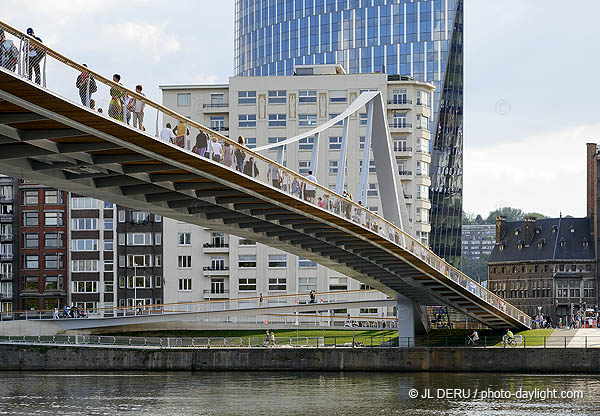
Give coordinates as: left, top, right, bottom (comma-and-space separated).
570, 226, 575, 233
552, 225, 558, 233
560, 240, 567, 247
514, 228, 520, 236
537, 241, 544, 249
517, 243, 524, 250
499, 245, 504, 251
583, 240, 589, 248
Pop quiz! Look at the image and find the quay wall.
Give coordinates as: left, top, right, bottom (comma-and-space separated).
1, 344, 600, 373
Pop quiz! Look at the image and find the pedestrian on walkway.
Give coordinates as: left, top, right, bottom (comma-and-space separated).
259, 293, 264, 307
24, 28, 43, 85
265, 330, 270, 346
211, 137, 223, 162
270, 331, 276, 346
160, 123, 175, 142
243, 156, 259, 177
75, 64, 97, 107
222, 142, 233, 167
131, 85, 146, 130
235, 136, 246, 172
0, 29, 19, 72
304, 170, 317, 203
109, 74, 125, 121
172, 120, 189, 148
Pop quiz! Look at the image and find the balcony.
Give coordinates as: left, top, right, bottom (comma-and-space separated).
0, 234, 12, 242
387, 99, 412, 109
203, 266, 229, 275
210, 126, 229, 132
388, 122, 412, 132
0, 214, 13, 223
398, 170, 413, 178
203, 103, 229, 113
403, 194, 413, 201
203, 289, 230, 299
203, 243, 229, 253
0, 253, 13, 261
0, 292, 12, 301
395, 146, 412, 157
0, 195, 13, 203
0, 272, 13, 280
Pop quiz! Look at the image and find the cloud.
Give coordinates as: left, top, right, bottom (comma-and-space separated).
463, 123, 600, 218
102, 21, 180, 62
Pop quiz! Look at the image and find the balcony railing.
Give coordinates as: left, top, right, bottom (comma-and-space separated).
398, 170, 413, 176
210, 126, 229, 132
203, 289, 230, 295
395, 146, 412, 153
0, 214, 13, 222
0, 253, 14, 261
0, 272, 13, 279
203, 266, 230, 271
387, 99, 412, 105
389, 123, 412, 129
403, 194, 413, 200
0, 234, 12, 242
0, 195, 13, 203
203, 103, 229, 108
203, 243, 229, 248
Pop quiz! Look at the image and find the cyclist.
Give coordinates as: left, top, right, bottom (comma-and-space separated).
468, 330, 480, 346
503, 328, 515, 347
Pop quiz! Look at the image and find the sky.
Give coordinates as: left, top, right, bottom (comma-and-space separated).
3, 0, 598, 219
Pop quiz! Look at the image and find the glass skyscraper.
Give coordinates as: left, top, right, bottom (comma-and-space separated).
234, 0, 463, 266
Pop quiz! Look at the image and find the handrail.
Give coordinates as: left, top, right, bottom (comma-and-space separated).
0, 20, 529, 327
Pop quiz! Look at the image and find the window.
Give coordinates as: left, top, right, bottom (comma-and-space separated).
131, 211, 150, 223
329, 90, 347, 103
298, 160, 310, 175
128, 254, 152, 267
269, 278, 287, 291
299, 90, 317, 103
45, 232, 62, 248
210, 116, 225, 130
154, 276, 162, 288
155, 215, 162, 222
268, 137, 286, 145
394, 139, 408, 152
44, 189, 60, 204
299, 276, 317, 291
392, 113, 408, 128
104, 218, 114, 230
104, 239, 113, 251
239, 114, 257, 128
23, 190, 38, 205
24, 233, 38, 249
71, 239, 98, 251
329, 136, 342, 150
367, 183, 378, 197
329, 277, 348, 291
239, 278, 256, 291
268, 113, 286, 127
178, 232, 191, 245
155, 232, 162, 245
416, 161, 429, 176
392, 89, 407, 104
44, 276, 61, 291
417, 114, 429, 130
118, 210, 125, 222
24, 276, 38, 290
104, 260, 113, 272
584, 280, 594, 298
45, 212, 63, 226
24, 255, 38, 269
298, 257, 317, 268
416, 185, 429, 201
127, 275, 153, 289
210, 93, 225, 106
416, 90, 428, 106
211, 278, 225, 294
359, 113, 368, 126
328, 160, 338, 175
178, 255, 192, 269
104, 201, 114, 209
238, 90, 256, 104
177, 93, 191, 107
268, 90, 286, 104
299, 137, 315, 150
211, 232, 225, 247
72, 260, 98, 272
23, 211, 38, 227
45, 254, 62, 269
210, 256, 226, 270
299, 114, 317, 127
126, 232, 152, 245
359, 159, 376, 174
178, 278, 192, 291
71, 197, 98, 209
72, 281, 98, 293
104, 282, 114, 293
119, 276, 126, 288
245, 138, 257, 148
239, 239, 255, 246
118, 233, 125, 245
268, 254, 287, 268
71, 218, 98, 230
238, 255, 256, 268
329, 113, 343, 126
155, 255, 162, 267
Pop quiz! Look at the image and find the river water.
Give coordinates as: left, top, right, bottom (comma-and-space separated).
0, 372, 598, 415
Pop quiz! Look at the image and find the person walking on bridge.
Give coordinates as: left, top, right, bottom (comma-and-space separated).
24, 28, 43, 85
75, 64, 97, 107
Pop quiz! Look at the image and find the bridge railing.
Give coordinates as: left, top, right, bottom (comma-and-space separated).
0, 20, 529, 327
0, 289, 387, 321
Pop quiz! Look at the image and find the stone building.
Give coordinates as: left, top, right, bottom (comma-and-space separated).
488, 216, 596, 323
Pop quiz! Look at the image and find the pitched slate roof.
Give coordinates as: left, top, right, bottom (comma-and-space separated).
488, 217, 595, 263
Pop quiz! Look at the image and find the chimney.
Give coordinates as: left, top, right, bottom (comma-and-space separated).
524, 216, 536, 247
495, 216, 506, 244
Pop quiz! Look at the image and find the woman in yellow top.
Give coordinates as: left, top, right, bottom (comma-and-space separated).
108, 74, 125, 121
173, 121, 189, 148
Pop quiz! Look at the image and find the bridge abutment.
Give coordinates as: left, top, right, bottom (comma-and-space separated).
397, 295, 415, 347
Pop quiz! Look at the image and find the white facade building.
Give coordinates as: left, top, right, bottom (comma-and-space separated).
160, 65, 434, 315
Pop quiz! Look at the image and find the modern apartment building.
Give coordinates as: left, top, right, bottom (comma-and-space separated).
0, 176, 17, 313
461, 224, 495, 261
19, 183, 68, 311
234, 0, 464, 267
160, 65, 432, 309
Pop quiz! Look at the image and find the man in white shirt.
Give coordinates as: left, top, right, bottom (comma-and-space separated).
160, 123, 175, 143
211, 137, 223, 162
304, 170, 317, 203
132, 84, 146, 130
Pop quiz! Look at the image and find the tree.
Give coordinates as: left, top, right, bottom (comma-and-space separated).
485, 207, 526, 223
461, 252, 490, 284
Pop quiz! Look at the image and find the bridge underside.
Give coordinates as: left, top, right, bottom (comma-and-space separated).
0, 68, 527, 330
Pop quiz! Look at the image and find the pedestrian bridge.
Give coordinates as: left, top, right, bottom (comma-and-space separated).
0, 21, 529, 337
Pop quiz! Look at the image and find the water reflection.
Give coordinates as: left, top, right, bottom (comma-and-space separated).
0, 372, 597, 415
